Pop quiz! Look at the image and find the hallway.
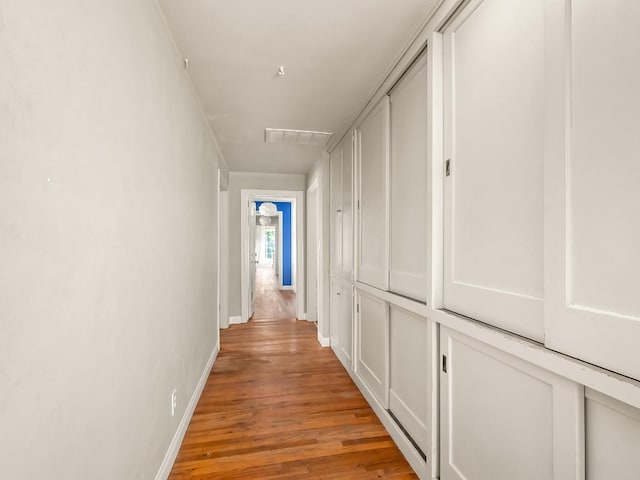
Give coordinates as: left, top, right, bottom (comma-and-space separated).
167, 317, 417, 479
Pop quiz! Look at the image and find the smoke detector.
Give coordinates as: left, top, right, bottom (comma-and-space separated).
265, 128, 333, 147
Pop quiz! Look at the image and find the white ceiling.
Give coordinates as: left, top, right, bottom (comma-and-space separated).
158, 0, 435, 174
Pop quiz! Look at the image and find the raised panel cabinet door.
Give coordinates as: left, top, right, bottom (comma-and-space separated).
544, 0, 640, 381
440, 327, 584, 480
356, 290, 389, 408
338, 281, 353, 369
340, 133, 354, 278
442, 0, 545, 341
330, 148, 343, 275
389, 306, 430, 456
357, 96, 390, 290
330, 277, 341, 352
585, 389, 640, 480
389, 53, 429, 302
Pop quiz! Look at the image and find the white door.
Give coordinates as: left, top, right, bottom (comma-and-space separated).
389, 306, 430, 455
442, 0, 545, 342
356, 289, 389, 407
307, 185, 318, 322
330, 148, 343, 276
340, 132, 354, 278
544, 0, 640, 382
357, 96, 390, 290
248, 201, 257, 318
440, 326, 583, 480
389, 53, 428, 302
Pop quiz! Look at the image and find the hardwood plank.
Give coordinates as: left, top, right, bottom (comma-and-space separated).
168, 317, 416, 479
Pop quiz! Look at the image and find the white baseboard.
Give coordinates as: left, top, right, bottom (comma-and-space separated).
317, 334, 331, 348
298, 312, 307, 320
350, 371, 429, 480
155, 344, 219, 480
229, 316, 242, 325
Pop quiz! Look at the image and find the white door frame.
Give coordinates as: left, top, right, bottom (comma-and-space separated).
307, 178, 326, 345
241, 189, 305, 322
276, 211, 284, 288
218, 168, 229, 331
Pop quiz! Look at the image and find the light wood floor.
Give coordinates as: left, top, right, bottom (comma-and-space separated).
168, 268, 417, 479
252, 267, 296, 320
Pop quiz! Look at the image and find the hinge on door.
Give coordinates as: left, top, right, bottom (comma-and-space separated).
445, 159, 451, 177
356, 304, 359, 314
357, 200, 360, 210
442, 355, 447, 373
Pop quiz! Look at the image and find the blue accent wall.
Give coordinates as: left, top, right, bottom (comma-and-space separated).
256, 201, 292, 286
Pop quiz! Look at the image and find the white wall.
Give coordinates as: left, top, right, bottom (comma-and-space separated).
228, 172, 307, 317
0, 1, 223, 478
306, 153, 331, 339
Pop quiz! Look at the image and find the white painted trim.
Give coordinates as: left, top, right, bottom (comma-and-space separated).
298, 312, 307, 321
215, 169, 221, 347
307, 178, 321, 327
430, 308, 640, 410
277, 211, 283, 287
241, 189, 305, 322
280, 285, 294, 291
154, 344, 219, 480
356, 281, 428, 318
229, 316, 242, 325
317, 334, 331, 348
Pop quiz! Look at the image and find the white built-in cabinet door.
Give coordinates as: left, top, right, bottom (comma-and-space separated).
585, 389, 640, 480
357, 97, 390, 291
356, 289, 388, 408
440, 326, 583, 480
330, 148, 343, 275
389, 305, 430, 456
443, 0, 545, 342
330, 276, 353, 372
340, 133, 354, 278
389, 53, 429, 302
544, 0, 640, 382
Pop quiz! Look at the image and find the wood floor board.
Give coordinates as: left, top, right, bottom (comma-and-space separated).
168, 270, 415, 479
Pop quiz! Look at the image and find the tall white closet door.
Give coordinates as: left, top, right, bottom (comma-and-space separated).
443, 0, 544, 341
389, 53, 429, 302
340, 133, 354, 277
330, 148, 343, 275
357, 97, 390, 290
545, 0, 640, 382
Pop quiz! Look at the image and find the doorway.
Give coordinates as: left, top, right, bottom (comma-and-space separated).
240, 189, 305, 323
